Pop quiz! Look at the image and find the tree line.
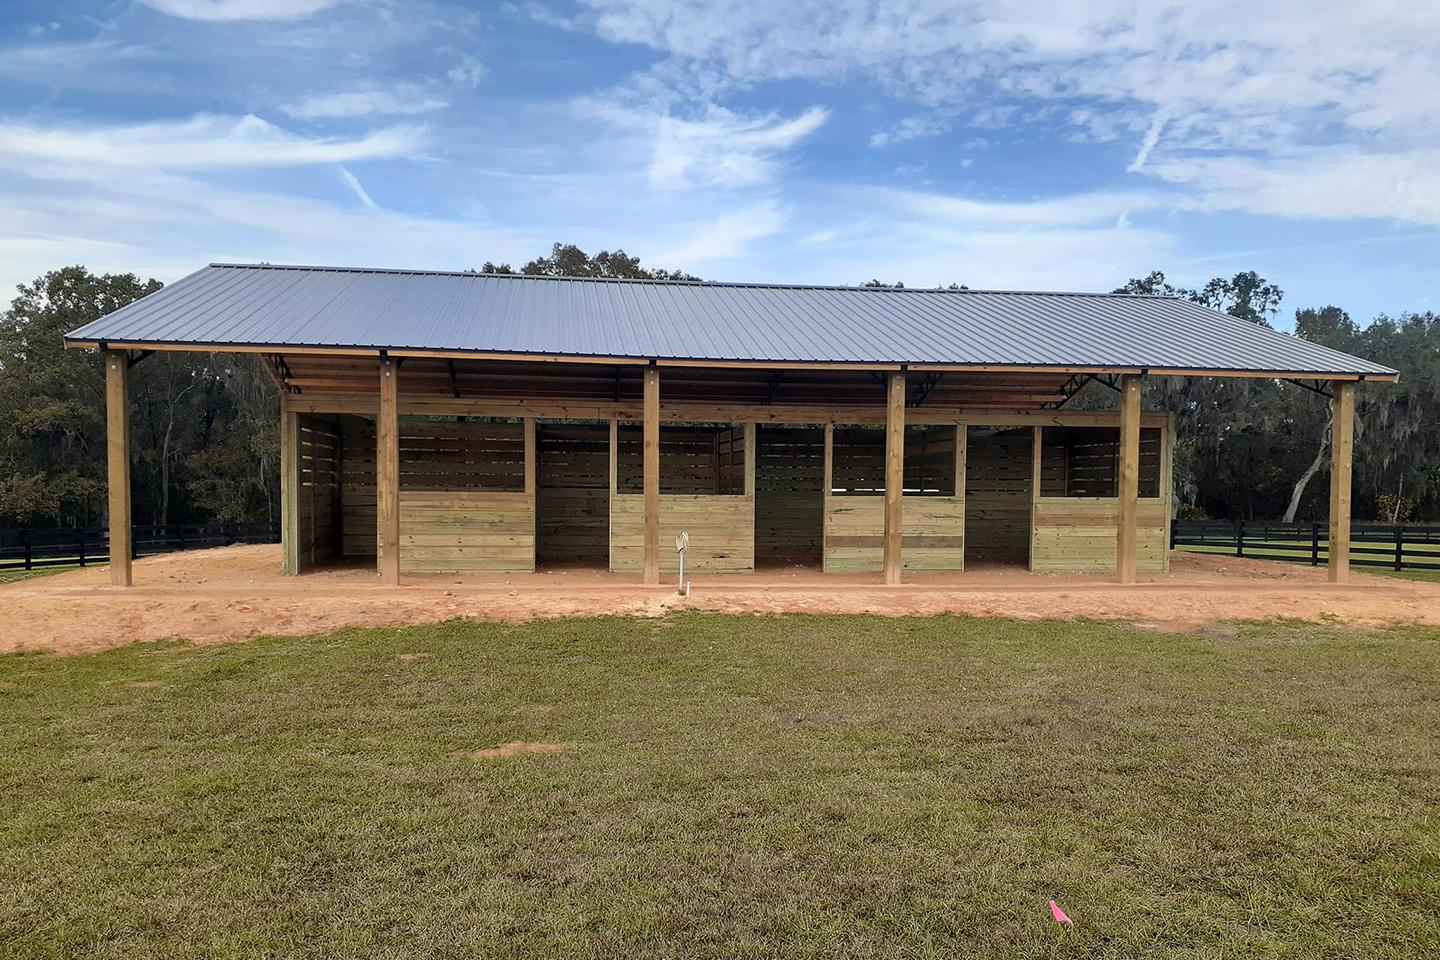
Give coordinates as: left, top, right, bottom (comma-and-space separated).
0, 249, 1435, 529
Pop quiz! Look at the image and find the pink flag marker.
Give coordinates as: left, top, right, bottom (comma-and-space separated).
1050, 900, 1074, 926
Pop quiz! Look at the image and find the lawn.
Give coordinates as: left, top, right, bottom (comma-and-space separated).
2, 614, 1437, 959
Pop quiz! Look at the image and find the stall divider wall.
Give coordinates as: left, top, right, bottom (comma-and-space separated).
609, 422, 757, 574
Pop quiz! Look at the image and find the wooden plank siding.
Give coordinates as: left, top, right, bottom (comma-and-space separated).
399, 489, 535, 573
293, 413, 341, 570
611, 493, 755, 573
1031, 498, 1168, 573
754, 426, 825, 566
823, 496, 967, 572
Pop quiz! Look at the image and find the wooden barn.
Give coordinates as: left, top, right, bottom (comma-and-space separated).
66, 264, 1397, 588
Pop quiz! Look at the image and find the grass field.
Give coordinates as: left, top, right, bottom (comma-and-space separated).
2, 614, 1437, 958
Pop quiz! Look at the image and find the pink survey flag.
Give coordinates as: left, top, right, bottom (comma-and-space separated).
1050, 900, 1074, 926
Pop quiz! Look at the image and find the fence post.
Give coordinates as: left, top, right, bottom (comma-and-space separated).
1395, 526, 1404, 572
1311, 523, 1320, 566
23, 529, 31, 572
77, 528, 86, 568
1236, 519, 1245, 558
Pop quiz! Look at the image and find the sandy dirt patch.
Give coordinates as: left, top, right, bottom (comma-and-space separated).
454, 741, 570, 760
1, 544, 1436, 656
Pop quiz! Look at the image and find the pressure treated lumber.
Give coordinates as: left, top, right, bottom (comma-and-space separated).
1328, 379, 1355, 583
106, 350, 132, 587
378, 358, 400, 585
883, 371, 905, 584
643, 366, 660, 585
1116, 373, 1142, 583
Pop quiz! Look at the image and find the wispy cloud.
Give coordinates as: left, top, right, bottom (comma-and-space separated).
337, 165, 378, 209
589, 103, 828, 189
283, 88, 449, 119
139, 0, 344, 21
0, 114, 424, 169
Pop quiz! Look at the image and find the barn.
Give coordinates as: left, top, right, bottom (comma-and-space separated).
65, 263, 1398, 589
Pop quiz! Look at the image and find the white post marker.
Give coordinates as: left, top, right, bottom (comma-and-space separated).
675, 531, 689, 596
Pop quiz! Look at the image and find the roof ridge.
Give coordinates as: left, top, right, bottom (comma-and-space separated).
205, 262, 1169, 300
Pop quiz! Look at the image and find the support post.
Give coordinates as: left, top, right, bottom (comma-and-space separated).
883, 371, 905, 585
744, 422, 757, 497
106, 350, 132, 587
643, 365, 660, 585
1117, 373, 1142, 584
377, 357, 401, 586
1328, 379, 1355, 583
280, 395, 299, 574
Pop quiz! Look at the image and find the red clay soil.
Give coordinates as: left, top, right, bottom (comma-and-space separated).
2, 544, 1436, 656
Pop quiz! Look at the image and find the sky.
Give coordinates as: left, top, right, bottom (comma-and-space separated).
2, 0, 1438, 327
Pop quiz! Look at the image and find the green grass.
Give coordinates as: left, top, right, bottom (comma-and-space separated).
2, 615, 1438, 959
0, 563, 81, 584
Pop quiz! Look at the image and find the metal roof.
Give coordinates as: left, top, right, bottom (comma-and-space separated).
65, 263, 1397, 378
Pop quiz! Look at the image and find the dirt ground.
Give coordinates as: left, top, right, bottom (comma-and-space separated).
2, 544, 1437, 656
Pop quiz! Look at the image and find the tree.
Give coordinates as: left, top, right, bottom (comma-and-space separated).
482, 243, 702, 281
0, 265, 281, 528
0, 266, 161, 525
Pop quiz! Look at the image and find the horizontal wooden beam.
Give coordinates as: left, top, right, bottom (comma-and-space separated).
281, 394, 1172, 428
63, 340, 1398, 382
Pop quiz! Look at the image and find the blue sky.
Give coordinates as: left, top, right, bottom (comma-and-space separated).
2, 0, 1437, 327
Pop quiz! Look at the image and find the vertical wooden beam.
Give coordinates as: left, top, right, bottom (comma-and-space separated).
105, 350, 132, 587
1161, 414, 1175, 573
1029, 424, 1043, 571
525, 416, 537, 573
1117, 373, 1142, 584
1328, 380, 1355, 583
823, 422, 834, 572
643, 365, 660, 585
955, 423, 967, 573
744, 422, 757, 497
953, 424, 966, 498
377, 357, 400, 586
883, 372, 906, 585
280, 395, 299, 575
608, 419, 618, 572
303, 416, 316, 569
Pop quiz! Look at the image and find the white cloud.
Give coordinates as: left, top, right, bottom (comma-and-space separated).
139, 0, 343, 21
869, 114, 951, 148
592, 104, 828, 189
284, 88, 449, 119
661, 202, 788, 263
578, 1, 1440, 226
0, 114, 424, 170
446, 55, 487, 89
337, 165, 378, 209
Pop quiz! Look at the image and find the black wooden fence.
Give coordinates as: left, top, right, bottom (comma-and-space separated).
0, 523, 281, 572
1171, 519, 1440, 573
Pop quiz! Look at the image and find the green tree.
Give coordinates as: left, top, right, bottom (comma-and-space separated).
0, 266, 161, 525
483, 243, 702, 281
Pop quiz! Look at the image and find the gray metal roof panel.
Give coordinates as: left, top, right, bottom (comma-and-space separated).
64, 263, 1398, 377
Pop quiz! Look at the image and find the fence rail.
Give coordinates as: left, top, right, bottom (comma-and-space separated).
1171, 519, 1440, 572
0, 523, 280, 572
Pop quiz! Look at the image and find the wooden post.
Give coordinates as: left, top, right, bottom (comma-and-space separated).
1117, 373, 1142, 583
1030, 424, 1042, 571
280, 395, 299, 575
608, 419, 618, 572
643, 365, 660, 585
105, 350, 132, 587
377, 357, 400, 586
1328, 379, 1355, 583
955, 423, 967, 573
744, 422, 757, 497
883, 371, 906, 585
525, 416, 537, 572
822, 422, 834, 572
